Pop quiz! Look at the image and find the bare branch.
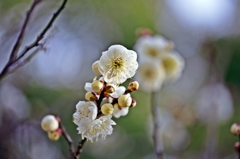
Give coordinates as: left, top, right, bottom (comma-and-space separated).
75, 138, 87, 158
59, 122, 76, 159
151, 92, 165, 159
0, 0, 68, 81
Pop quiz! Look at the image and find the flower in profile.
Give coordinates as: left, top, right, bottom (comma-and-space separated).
135, 61, 166, 92
98, 45, 138, 84
161, 53, 185, 82
78, 115, 116, 142
134, 35, 173, 63
73, 101, 97, 126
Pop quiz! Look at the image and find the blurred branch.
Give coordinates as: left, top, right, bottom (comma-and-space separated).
75, 138, 87, 158
151, 92, 165, 159
0, 0, 68, 81
59, 122, 76, 159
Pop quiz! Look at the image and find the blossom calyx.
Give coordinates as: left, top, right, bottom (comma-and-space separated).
118, 93, 132, 107
101, 103, 114, 115
92, 61, 102, 76
48, 128, 62, 141
230, 123, 240, 135
91, 80, 104, 94
85, 92, 98, 101
41, 115, 59, 132
128, 81, 139, 92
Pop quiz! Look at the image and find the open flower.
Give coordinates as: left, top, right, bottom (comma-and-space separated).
98, 45, 138, 84
161, 52, 184, 82
134, 35, 173, 63
73, 101, 97, 126
78, 115, 116, 142
135, 61, 166, 92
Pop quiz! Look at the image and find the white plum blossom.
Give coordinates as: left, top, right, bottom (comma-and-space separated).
135, 61, 166, 92
161, 52, 185, 82
134, 35, 173, 63
73, 101, 97, 126
110, 86, 130, 118
78, 115, 116, 142
98, 45, 138, 84
73, 101, 116, 141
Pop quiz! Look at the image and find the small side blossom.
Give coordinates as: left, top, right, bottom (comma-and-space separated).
135, 61, 166, 92
109, 86, 130, 118
78, 115, 116, 142
98, 45, 138, 84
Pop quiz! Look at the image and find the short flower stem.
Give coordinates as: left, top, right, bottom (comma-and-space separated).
150, 92, 165, 159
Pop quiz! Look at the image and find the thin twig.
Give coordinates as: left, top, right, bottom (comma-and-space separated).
151, 92, 164, 159
75, 138, 87, 158
0, 0, 42, 80
59, 122, 76, 159
0, 0, 68, 81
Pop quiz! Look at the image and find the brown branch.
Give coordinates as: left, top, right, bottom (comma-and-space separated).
151, 92, 164, 159
59, 122, 76, 159
75, 138, 87, 158
0, 0, 68, 81
0, 0, 42, 80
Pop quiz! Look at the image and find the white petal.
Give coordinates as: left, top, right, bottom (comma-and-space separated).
84, 82, 93, 92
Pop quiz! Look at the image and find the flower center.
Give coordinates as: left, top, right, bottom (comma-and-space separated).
111, 57, 124, 70
146, 48, 158, 57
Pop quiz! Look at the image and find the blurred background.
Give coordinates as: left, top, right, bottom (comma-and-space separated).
0, 0, 240, 159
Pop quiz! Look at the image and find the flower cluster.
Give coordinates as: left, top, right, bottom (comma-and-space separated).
41, 115, 62, 141
73, 45, 139, 142
134, 33, 184, 92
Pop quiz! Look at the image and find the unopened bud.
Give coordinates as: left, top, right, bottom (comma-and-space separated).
118, 93, 132, 107
130, 98, 137, 108
92, 61, 102, 75
230, 123, 240, 135
235, 142, 240, 152
41, 115, 59, 132
85, 92, 98, 101
128, 81, 139, 92
91, 80, 104, 94
48, 128, 62, 141
135, 28, 153, 37
105, 84, 115, 93
101, 103, 114, 115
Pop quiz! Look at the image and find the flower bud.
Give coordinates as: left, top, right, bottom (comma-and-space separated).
85, 92, 98, 101
128, 81, 139, 92
41, 115, 59, 132
230, 123, 240, 135
130, 98, 137, 108
135, 28, 153, 37
235, 142, 240, 152
101, 103, 114, 115
92, 61, 102, 75
91, 80, 104, 94
105, 84, 115, 93
48, 129, 62, 141
118, 93, 132, 107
